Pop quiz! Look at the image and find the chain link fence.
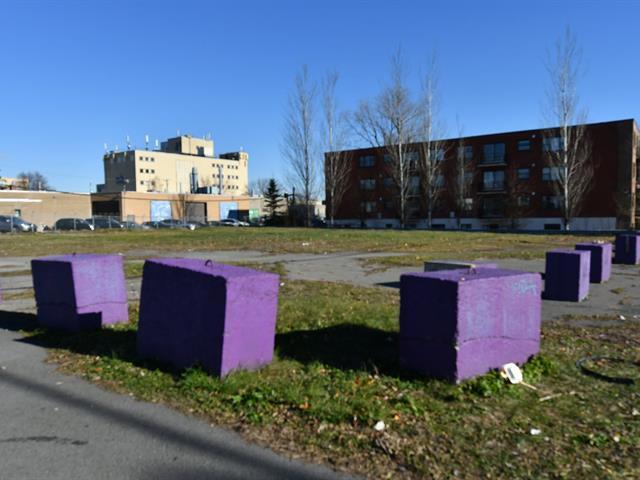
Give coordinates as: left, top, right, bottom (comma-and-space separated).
0, 212, 257, 234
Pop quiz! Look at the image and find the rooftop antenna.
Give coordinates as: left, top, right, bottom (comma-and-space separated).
206, 132, 212, 140
126, 135, 131, 150
103, 143, 108, 153
177, 129, 181, 137
144, 134, 149, 150
115, 144, 119, 151
155, 139, 159, 149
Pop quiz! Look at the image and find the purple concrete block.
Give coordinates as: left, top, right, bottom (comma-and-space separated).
543, 249, 590, 302
399, 268, 541, 382
31, 254, 128, 331
614, 233, 640, 265
575, 242, 612, 283
137, 258, 280, 377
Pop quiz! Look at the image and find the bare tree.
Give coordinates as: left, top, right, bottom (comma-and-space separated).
451, 124, 474, 228
417, 54, 447, 228
351, 49, 419, 228
321, 71, 352, 226
282, 65, 317, 227
17, 171, 52, 191
246, 177, 270, 196
543, 27, 593, 230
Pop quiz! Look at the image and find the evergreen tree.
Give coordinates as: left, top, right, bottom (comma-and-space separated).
264, 178, 283, 220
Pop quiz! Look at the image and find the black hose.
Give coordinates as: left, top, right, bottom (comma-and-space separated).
576, 356, 639, 385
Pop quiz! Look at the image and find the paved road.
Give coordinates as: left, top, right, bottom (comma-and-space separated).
0, 320, 349, 479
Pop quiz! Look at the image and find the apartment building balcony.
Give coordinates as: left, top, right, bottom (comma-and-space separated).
478, 154, 507, 167
478, 181, 506, 193
479, 208, 505, 218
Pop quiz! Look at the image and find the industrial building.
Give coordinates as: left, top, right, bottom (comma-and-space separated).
327, 119, 639, 231
0, 190, 91, 228
99, 135, 249, 196
90, 191, 258, 224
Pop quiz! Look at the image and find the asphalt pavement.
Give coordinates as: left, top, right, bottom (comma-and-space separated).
0, 317, 349, 479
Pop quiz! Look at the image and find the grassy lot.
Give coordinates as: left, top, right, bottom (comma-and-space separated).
17, 277, 639, 479
0, 228, 611, 259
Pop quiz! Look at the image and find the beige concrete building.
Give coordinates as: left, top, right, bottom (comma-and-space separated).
91, 191, 257, 223
99, 135, 249, 195
0, 190, 91, 227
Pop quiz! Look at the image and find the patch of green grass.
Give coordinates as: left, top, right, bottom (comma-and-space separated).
0, 228, 611, 259
19, 282, 638, 478
123, 262, 144, 279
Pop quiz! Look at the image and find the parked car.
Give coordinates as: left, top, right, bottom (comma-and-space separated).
219, 218, 250, 227
157, 219, 198, 231
0, 216, 36, 233
54, 218, 95, 231
121, 220, 147, 230
86, 217, 124, 229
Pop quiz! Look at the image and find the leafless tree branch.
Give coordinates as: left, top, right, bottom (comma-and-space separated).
543, 27, 594, 230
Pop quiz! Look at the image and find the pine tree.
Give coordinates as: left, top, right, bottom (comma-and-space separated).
264, 178, 283, 220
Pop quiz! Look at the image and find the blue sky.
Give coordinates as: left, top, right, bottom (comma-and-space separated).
0, 0, 638, 192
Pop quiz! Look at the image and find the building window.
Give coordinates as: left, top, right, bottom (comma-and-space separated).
542, 166, 561, 181
360, 201, 377, 213
464, 172, 474, 185
482, 170, 505, 191
151, 157, 155, 162
482, 143, 506, 164
383, 200, 394, 210
517, 168, 530, 180
543, 137, 564, 152
151, 169, 155, 174
383, 177, 394, 188
405, 151, 419, 170
145, 169, 149, 173
358, 155, 375, 168
517, 195, 531, 207
517, 140, 531, 151
482, 197, 504, 216
464, 198, 473, 211
542, 195, 562, 210
409, 175, 420, 194
359, 178, 376, 190
457, 145, 473, 161
383, 154, 393, 164
140, 181, 144, 185
435, 174, 445, 187
429, 148, 445, 162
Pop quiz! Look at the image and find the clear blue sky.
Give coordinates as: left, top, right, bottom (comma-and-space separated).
0, 0, 638, 192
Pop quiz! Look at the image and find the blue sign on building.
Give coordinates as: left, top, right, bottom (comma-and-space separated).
150, 200, 172, 221
219, 202, 238, 220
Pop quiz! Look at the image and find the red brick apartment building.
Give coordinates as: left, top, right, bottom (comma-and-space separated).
327, 119, 639, 231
